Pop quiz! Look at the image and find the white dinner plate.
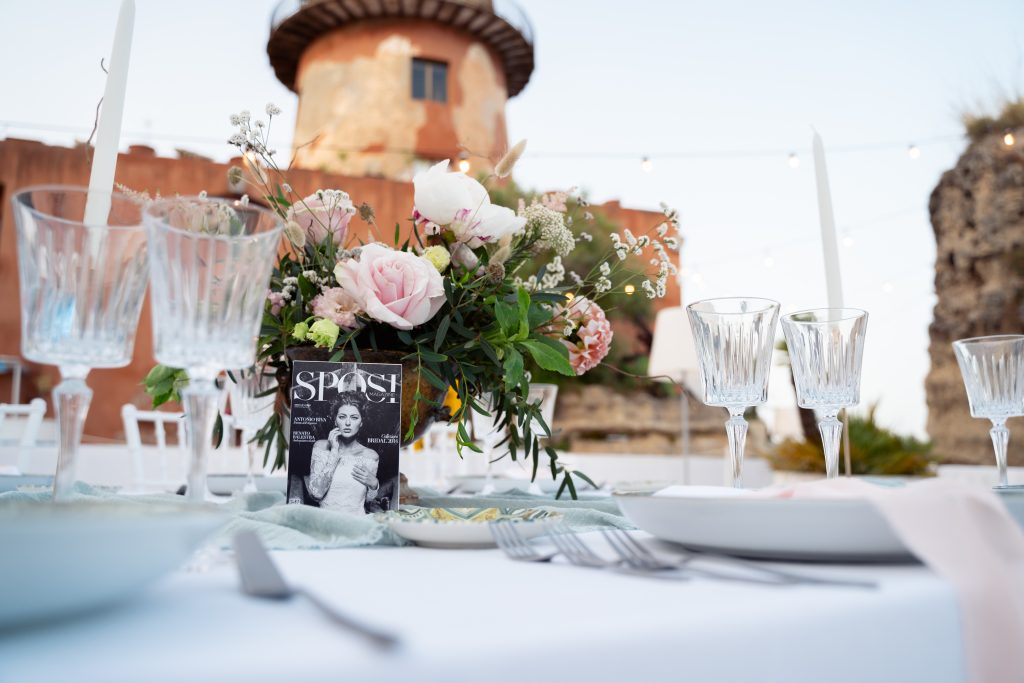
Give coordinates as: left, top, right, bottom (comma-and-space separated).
614, 488, 1024, 562
446, 474, 597, 495
387, 507, 560, 549
207, 474, 287, 496
0, 501, 225, 627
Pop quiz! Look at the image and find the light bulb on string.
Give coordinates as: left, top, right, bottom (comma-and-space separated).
1004, 131, 1016, 147
788, 153, 800, 169
907, 144, 921, 159
457, 154, 471, 173
624, 284, 636, 295
641, 156, 653, 173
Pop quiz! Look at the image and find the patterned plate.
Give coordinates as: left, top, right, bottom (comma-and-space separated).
386, 507, 560, 548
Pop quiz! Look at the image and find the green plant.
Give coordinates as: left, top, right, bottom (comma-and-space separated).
767, 405, 935, 476
963, 96, 1024, 142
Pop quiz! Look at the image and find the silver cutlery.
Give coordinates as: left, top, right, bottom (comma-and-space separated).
489, 520, 557, 562
600, 528, 877, 589
232, 530, 401, 650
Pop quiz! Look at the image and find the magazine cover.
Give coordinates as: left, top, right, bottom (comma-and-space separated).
286, 360, 402, 514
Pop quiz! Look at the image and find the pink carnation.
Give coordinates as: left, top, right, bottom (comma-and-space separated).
267, 291, 287, 316
310, 287, 363, 330
557, 297, 613, 376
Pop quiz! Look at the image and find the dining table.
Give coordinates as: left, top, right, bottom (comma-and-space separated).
0, 528, 965, 683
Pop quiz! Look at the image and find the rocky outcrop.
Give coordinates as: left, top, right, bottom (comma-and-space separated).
926, 132, 1024, 464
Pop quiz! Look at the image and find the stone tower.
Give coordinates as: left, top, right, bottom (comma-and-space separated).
267, 0, 534, 180
926, 130, 1024, 464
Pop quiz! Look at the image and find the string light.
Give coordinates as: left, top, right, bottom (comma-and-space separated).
640, 156, 653, 173
1004, 131, 1016, 147
907, 144, 921, 159
624, 284, 636, 295
457, 152, 471, 173
788, 153, 800, 169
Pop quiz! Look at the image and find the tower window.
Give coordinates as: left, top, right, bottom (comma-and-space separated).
412, 59, 447, 103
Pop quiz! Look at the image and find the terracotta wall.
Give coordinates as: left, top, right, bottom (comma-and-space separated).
0, 138, 675, 439
292, 19, 509, 179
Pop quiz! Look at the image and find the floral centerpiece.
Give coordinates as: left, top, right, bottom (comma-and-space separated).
145, 105, 680, 496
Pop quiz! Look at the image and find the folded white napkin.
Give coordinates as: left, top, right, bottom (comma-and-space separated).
656, 478, 1024, 683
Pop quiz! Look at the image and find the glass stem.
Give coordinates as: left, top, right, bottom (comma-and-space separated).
725, 408, 748, 488
52, 368, 92, 501
990, 418, 1009, 488
819, 411, 843, 480
244, 427, 259, 493
182, 377, 219, 502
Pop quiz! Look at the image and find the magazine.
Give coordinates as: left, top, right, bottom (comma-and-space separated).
286, 360, 402, 514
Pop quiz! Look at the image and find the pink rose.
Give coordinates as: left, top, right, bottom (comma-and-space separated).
334, 244, 445, 330
310, 287, 363, 330
556, 297, 613, 375
286, 190, 355, 246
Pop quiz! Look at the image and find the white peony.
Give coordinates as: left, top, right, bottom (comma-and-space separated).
413, 160, 526, 248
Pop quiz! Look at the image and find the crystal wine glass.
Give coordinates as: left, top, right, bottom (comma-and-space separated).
953, 335, 1024, 488
469, 396, 506, 495
781, 308, 868, 479
12, 186, 149, 500
687, 297, 779, 488
228, 365, 277, 493
145, 196, 282, 502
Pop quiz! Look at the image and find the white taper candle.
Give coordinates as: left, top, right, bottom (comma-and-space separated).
83, 0, 135, 226
811, 128, 844, 309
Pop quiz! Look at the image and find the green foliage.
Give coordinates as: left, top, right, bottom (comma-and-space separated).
767, 405, 935, 476
489, 179, 660, 392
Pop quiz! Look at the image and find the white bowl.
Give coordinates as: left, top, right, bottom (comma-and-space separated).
0, 501, 224, 627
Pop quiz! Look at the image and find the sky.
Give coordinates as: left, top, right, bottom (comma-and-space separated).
2, 0, 1022, 438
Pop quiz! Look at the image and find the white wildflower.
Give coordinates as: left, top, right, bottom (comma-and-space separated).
523, 203, 575, 257
615, 247, 628, 261
266, 103, 282, 116
624, 229, 637, 247
198, 190, 208, 200
579, 231, 593, 242
595, 277, 612, 293
583, 212, 594, 221
656, 223, 669, 237
282, 183, 292, 193
240, 194, 250, 206
238, 110, 251, 124
228, 133, 246, 146
599, 262, 611, 276
229, 114, 241, 126
569, 271, 583, 285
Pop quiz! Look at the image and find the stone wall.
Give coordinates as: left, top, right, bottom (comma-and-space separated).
555, 385, 763, 456
926, 132, 1024, 464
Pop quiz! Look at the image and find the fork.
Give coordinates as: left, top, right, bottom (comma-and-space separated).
600, 528, 877, 589
489, 520, 557, 562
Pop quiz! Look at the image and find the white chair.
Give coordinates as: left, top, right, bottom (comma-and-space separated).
121, 404, 188, 490
0, 398, 47, 473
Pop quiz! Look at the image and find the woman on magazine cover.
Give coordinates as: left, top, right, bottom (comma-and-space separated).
304, 392, 380, 515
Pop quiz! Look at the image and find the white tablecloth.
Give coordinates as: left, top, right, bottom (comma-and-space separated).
0, 534, 965, 683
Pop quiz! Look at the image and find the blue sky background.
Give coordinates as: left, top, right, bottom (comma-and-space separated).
2, 0, 1022, 436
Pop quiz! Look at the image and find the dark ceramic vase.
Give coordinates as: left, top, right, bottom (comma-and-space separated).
280, 346, 450, 446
